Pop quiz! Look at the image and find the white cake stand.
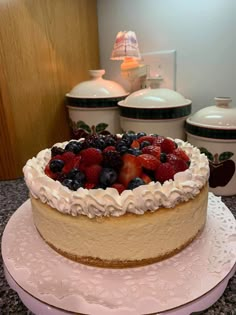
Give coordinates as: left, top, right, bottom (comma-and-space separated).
2, 194, 236, 315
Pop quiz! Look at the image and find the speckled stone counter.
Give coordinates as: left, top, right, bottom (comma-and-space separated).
0, 178, 235, 315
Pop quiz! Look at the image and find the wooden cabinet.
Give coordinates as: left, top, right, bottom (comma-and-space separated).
0, 0, 100, 179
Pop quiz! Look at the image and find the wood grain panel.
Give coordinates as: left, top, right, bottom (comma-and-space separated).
0, 0, 100, 179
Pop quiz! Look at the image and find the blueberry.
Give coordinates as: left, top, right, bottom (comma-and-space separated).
61, 179, 74, 190
116, 141, 128, 154
104, 136, 116, 147
127, 177, 145, 190
65, 141, 82, 154
140, 141, 151, 149
160, 152, 167, 163
49, 159, 64, 173
72, 180, 83, 190
127, 148, 142, 156
137, 132, 147, 138
99, 168, 117, 187
74, 170, 86, 184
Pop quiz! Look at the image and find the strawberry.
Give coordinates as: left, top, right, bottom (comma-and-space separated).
118, 154, 142, 187
173, 148, 190, 162
111, 183, 126, 194
155, 162, 176, 183
166, 153, 180, 164
141, 145, 161, 159
171, 159, 189, 173
80, 148, 103, 166
140, 172, 152, 184
137, 135, 155, 145
84, 164, 102, 185
152, 135, 165, 146
130, 140, 140, 149
137, 154, 160, 171
160, 138, 176, 153
103, 146, 116, 153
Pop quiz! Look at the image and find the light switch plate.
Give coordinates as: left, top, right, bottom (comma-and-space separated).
141, 50, 176, 90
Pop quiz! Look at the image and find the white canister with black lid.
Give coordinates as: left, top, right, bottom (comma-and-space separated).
185, 97, 236, 196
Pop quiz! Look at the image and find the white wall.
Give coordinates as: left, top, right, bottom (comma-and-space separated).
97, 0, 236, 112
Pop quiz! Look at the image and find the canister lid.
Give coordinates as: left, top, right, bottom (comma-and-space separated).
66, 70, 128, 99
118, 88, 191, 108
185, 97, 236, 139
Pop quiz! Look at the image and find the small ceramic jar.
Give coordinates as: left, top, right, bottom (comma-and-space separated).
185, 97, 236, 196
118, 88, 192, 140
66, 70, 128, 138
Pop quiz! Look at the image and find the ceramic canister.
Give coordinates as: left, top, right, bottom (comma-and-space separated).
118, 88, 192, 140
66, 70, 128, 138
185, 97, 236, 196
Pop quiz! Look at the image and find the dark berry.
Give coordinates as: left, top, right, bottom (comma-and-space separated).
104, 136, 116, 147
160, 152, 167, 163
116, 141, 129, 154
49, 159, 64, 173
102, 151, 123, 170
66, 168, 80, 179
127, 148, 142, 156
99, 168, 117, 187
137, 132, 147, 139
127, 177, 145, 190
140, 141, 151, 149
51, 146, 65, 157
74, 170, 86, 184
61, 178, 74, 190
72, 180, 83, 190
65, 141, 82, 154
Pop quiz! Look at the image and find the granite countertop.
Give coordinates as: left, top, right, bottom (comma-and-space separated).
0, 178, 235, 315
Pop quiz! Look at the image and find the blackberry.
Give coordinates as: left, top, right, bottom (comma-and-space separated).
51, 146, 65, 157
82, 135, 105, 150
102, 151, 123, 171
104, 136, 116, 147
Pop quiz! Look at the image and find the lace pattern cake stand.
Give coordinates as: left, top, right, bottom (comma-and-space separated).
2, 194, 236, 315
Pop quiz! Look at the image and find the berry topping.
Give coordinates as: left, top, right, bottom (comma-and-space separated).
137, 154, 160, 170
80, 148, 103, 166
118, 154, 142, 188
155, 162, 176, 183
44, 132, 191, 193
160, 138, 177, 153
49, 159, 65, 173
127, 177, 146, 190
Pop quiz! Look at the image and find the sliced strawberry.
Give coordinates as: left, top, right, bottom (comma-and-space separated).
130, 140, 140, 149
118, 154, 142, 188
137, 154, 160, 171
155, 162, 176, 183
160, 138, 176, 154
80, 148, 103, 166
173, 148, 190, 162
137, 135, 155, 144
84, 164, 102, 185
141, 145, 161, 159
111, 183, 126, 194
140, 172, 152, 184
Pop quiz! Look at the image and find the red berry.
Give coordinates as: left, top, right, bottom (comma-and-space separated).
141, 145, 161, 159
152, 135, 165, 146
173, 148, 190, 162
160, 138, 176, 154
111, 183, 125, 194
140, 173, 152, 184
62, 156, 82, 174
137, 154, 160, 171
155, 162, 176, 183
118, 154, 142, 188
137, 135, 155, 144
166, 153, 180, 164
130, 140, 140, 149
80, 148, 103, 166
84, 182, 96, 189
60, 151, 76, 162
84, 164, 102, 185
171, 159, 189, 173
103, 146, 116, 152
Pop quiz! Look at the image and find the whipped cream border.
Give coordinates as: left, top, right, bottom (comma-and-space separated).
23, 138, 209, 218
